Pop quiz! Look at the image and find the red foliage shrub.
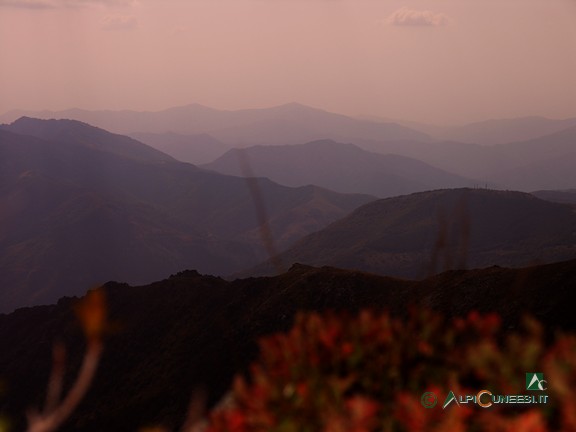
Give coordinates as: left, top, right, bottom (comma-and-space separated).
206, 308, 576, 431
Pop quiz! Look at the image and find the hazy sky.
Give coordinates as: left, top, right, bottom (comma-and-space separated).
1, 0, 575, 124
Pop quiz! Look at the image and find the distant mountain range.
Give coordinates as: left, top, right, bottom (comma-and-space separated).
492, 126, 576, 190
1, 259, 576, 430
356, 126, 576, 191
363, 114, 576, 145
4, 103, 575, 149
203, 139, 475, 197
249, 189, 576, 278
0, 103, 431, 146
129, 132, 229, 164
2, 114, 576, 311
1, 107, 576, 429
433, 116, 576, 145
4, 104, 576, 193
0, 118, 374, 312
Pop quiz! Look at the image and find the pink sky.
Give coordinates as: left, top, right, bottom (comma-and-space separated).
1, 0, 575, 124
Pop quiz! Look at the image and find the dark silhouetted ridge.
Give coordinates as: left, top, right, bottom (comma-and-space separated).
1, 259, 575, 430
248, 188, 576, 278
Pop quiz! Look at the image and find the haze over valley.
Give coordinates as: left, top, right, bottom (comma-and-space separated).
1, 107, 576, 312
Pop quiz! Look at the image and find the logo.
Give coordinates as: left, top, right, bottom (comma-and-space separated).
422, 373, 549, 411
477, 390, 493, 408
442, 390, 460, 409
526, 373, 547, 391
421, 392, 437, 408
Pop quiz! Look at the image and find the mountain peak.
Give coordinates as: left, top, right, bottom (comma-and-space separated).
3, 116, 175, 163
9, 116, 99, 134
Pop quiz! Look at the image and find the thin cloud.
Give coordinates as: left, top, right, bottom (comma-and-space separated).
386, 7, 450, 27
102, 14, 137, 30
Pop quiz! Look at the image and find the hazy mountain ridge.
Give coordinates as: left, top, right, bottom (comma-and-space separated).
0, 120, 375, 312
5, 106, 575, 147
489, 126, 576, 190
356, 125, 576, 191
249, 188, 576, 278
0, 128, 256, 311
129, 132, 229, 164
1, 259, 576, 430
5, 106, 575, 193
2, 115, 576, 308
203, 139, 475, 197
354, 138, 510, 182
1, 117, 175, 163
436, 116, 576, 145
0, 103, 431, 146
376, 115, 576, 145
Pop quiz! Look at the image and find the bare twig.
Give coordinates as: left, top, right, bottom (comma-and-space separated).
26, 289, 106, 432
27, 341, 103, 432
43, 343, 65, 414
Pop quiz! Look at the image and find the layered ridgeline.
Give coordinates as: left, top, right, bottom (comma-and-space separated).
0, 118, 374, 312
249, 189, 576, 279
491, 126, 576, 190
129, 132, 229, 165
1, 259, 576, 431
0, 103, 430, 146
397, 115, 576, 145
356, 125, 576, 191
203, 140, 475, 197
5, 104, 576, 148
6, 104, 576, 192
